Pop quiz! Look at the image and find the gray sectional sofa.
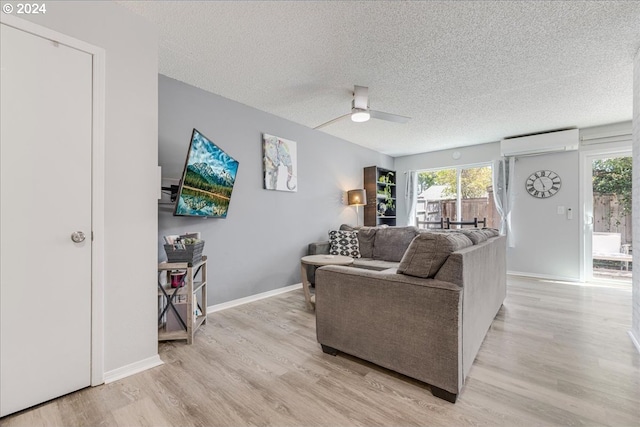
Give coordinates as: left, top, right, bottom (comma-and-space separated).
311, 225, 506, 403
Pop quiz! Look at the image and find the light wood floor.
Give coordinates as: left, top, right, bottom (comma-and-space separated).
3, 276, 639, 426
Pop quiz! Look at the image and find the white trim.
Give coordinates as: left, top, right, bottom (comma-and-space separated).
629, 331, 640, 354
90, 44, 106, 387
1, 14, 107, 387
103, 355, 164, 384
507, 271, 581, 283
208, 283, 303, 313
579, 148, 632, 284
581, 134, 632, 146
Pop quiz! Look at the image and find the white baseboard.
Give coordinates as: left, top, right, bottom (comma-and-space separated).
629, 330, 640, 354
208, 283, 302, 313
103, 354, 164, 384
507, 270, 581, 283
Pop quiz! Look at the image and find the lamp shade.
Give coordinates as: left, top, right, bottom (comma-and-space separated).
347, 189, 367, 206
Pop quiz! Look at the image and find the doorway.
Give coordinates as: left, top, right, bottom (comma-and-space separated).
0, 15, 105, 417
584, 151, 632, 283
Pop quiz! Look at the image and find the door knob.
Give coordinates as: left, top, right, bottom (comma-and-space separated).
71, 231, 86, 243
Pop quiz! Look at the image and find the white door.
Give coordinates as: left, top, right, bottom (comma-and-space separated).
1, 23, 93, 417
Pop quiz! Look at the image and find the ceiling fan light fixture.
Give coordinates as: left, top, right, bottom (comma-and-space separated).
351, 108, 370, 123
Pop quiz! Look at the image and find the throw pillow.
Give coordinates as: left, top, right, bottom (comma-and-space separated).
459, 229, 488, 245
398, 232, 473, 278
329, 230, 361, 258
481, 228, 500, 237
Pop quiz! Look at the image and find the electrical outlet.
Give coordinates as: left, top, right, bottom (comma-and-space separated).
557, 206, 565, 215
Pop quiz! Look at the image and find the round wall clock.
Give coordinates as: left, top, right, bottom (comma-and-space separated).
525, 170, 561, 198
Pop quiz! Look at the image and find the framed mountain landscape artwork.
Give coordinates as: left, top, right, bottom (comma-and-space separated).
174, 129, 240, 218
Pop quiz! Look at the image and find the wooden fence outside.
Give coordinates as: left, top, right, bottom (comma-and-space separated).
415, 186, 500, 229
594, 193, 632, 246
415, 190, 631, 245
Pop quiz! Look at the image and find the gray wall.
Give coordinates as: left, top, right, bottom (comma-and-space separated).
20, 2, 159, 373
158, 75, 392, 306
632, 47, 640, 349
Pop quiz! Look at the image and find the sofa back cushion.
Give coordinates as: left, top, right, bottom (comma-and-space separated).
481, 228, 500, 238
356, 227, 378, 258
372, 226, 418, 262
398, 232, 473, 278
459, 229, 488, 245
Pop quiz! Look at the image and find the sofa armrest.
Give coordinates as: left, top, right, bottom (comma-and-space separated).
437, 235, 506, 380
308, 241, 330, 255
315, 266, 462, 394
305, 241, 330, 284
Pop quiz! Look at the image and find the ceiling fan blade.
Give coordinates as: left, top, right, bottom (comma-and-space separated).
353, 85, 369, 110
369, 110, 411, 124
314, 113, 351, 129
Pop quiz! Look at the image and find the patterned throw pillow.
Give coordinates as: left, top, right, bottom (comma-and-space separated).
329, 230, 361, 258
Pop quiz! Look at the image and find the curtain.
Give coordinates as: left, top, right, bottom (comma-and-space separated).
405, 170, 418, 226
492, 157, 516, 247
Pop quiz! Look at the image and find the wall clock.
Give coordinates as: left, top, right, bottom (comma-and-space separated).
525, 170, 561, 198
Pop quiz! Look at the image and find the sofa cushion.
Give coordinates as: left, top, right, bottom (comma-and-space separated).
372, 226, 418, 262
459, 229, 488, 245
329, 230, 361, 258
356, 227, 377, 258
352, 258, 399, 271
398, 232, 473, 278
481, 228, 500, 238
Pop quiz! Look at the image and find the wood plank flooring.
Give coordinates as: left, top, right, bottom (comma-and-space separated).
3, 276, 639, 426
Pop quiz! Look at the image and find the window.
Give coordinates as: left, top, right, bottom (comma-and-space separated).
415, 164, 497, 229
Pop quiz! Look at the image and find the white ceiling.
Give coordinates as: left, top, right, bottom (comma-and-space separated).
117, 1, 640, 157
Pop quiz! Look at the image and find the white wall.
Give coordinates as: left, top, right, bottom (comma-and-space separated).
506, 151, 581, 280
18, 2, 159, 373
158, 75, 393, 305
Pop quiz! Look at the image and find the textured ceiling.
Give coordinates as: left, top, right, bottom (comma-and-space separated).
117, 1, 640, 157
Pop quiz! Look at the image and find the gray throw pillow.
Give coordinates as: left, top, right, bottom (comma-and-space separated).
481, 228, 500, 237
459, 229, 488, 245
329, 230, 361, 258
398, 232, 473, 278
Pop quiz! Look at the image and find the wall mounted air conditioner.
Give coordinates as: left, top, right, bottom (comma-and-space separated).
500, 128, 579, 157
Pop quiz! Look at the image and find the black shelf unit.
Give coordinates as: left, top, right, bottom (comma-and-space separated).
364, 166, 397, 226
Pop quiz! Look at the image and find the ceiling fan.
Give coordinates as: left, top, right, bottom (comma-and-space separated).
314, 85, 411, 129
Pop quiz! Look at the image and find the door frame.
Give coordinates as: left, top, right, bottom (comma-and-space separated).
1, 14, 106, 385
580, 144, 632, 282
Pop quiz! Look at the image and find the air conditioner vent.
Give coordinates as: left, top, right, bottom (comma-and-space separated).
500, 129, 579, 157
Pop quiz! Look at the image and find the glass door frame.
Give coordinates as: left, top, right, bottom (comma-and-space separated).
580, 147, 632, 282
416, 161, 493, 226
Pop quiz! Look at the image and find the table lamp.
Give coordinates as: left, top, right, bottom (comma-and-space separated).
347, 189, 367, 226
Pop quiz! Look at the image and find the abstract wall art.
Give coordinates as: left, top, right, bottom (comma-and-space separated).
262, 133, 297, 192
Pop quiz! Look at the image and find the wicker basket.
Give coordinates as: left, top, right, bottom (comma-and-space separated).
164, 241, 205, 265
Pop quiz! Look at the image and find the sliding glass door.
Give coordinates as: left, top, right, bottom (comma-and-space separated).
415, 164, 497, 229
585, 153, 632, 282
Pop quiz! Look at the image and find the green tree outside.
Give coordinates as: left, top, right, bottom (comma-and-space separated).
592, 157, 632, 214
418, 167, 492, 198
